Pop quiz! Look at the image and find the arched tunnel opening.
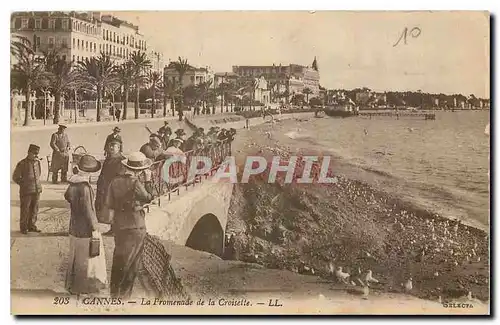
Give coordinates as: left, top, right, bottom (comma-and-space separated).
185, 214, 224, 257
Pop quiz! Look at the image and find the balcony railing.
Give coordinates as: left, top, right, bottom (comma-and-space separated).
146, 140, 233, 207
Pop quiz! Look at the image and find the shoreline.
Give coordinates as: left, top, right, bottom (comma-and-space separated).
233, 115, 489, 233
226, 116, 489, 303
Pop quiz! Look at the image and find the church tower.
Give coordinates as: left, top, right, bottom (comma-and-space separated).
312, 56, 318, 71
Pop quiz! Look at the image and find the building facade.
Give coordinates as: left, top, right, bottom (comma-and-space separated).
253, 76, 271, 106
232, 59, 320, 100
213, 72, 239, 87
164, 64, 213, 88
11, 11, 163, 69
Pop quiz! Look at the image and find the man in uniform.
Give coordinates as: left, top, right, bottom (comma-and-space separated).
50, 124, 71, 183
104, 127, 123, 155
12, 144, 43, 234
96, 137, 126, 236
105, 152, 154, 299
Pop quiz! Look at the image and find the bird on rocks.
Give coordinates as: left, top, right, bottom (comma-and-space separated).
362, 285, 369, 299
404, 278, 413, 292
335, 266, 350, 284
328, 262, 335, 275
365, 270, 379, 284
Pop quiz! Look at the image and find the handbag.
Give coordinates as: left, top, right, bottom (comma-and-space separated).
89, 236, 100, 258
87, 232, 108, 285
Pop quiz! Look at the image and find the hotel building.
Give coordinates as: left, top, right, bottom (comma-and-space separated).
10, 11, 163, 71
231, 58, 320, 98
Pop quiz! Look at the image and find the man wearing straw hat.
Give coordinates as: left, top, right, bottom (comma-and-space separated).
167, 129, 187, 150
105, 152, 154, 299
50, 124, 71, 184
12, 144, 43, 234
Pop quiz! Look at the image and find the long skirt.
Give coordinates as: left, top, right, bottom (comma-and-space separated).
110, 228, 146, 299
65, 235, 107, 295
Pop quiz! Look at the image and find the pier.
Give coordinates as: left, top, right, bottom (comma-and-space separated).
359, 111, 436, 120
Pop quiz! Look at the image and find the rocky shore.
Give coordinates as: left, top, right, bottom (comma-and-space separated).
225, 117, 489, 303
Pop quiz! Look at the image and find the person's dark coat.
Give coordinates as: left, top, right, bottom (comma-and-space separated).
140, 143, 169, 161
104, 133, 123, 151
105, 174, 153, 231
12, 157, 42, 196
50, 131, 71, 173
64, 175, 98, 238
95, 153, 126, 218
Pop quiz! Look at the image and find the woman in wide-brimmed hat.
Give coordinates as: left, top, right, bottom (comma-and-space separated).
106, 152, 154, 299
64, 155, 107, 295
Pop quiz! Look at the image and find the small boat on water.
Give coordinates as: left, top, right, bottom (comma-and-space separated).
323, 105, 359, 118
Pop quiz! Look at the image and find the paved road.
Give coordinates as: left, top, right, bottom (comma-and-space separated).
10, 113, 234, 177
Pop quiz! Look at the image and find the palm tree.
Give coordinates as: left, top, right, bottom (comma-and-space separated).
163, 79, 178, 117
171, 57, 190, 121
243, 78, 258, 111
217, 81, 230, 113
195, 80, 213, 115
43, 49, 81, 124
76, 52, 118, 122
11, 36, 48, 126
130, 51, 151, 119
116, 61, 135, 120
146, 70, 162, 118
302, 87, 312, 105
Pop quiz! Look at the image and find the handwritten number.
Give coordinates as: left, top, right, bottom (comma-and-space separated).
410, 27, 421, 38
393, 27, 421, 47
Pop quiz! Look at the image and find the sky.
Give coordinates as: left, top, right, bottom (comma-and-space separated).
108, 11, 490, 97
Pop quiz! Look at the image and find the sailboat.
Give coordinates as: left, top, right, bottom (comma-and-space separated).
485, 123, 490, 136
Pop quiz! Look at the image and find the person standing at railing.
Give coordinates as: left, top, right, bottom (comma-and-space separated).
207, 127, 220, 144
140, 134, 170, 162
157, 121, 172, 150
165, 138, 186, 186
185, 127, 205, 151
105, 152, 154, 299
167, 129, 187, 151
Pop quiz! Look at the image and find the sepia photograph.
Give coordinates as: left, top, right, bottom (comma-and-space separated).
9, 9, 490, 315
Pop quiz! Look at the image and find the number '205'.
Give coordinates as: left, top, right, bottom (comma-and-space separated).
53, 297, 70, 305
